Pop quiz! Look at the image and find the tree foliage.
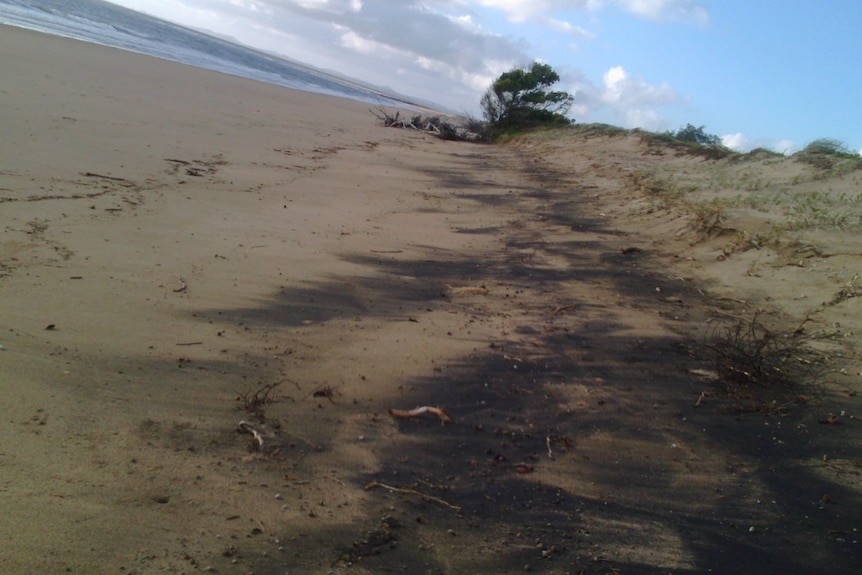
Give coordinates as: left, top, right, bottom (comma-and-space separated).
801, 138, 856, 157
481, 62, 573, 132
671, 123, 722, 146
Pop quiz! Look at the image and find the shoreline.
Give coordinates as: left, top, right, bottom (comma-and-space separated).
0, 18, 433, 113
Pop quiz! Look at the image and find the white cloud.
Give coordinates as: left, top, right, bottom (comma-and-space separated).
292, 0, 362, 12
415, 55, 446, 71
448, 13, 483, 33
721, 134, 799, 154
549, 66, 677, 129
475, 0, 707, 23
593, 65, 676, 128
721, 132, 749, 151
772, 139, 798, 154
104, 0, 702, 119
104, 0, 529, 110
474, 0, 550, 22
544, 17, 596, 39
601, 65, 627, 103
461, 69, 497, 92
616, 0, 708, 23
602, 65, 676, 106
339, 30, 388, 55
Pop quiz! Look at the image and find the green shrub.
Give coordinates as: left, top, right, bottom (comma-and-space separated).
481, 62, 573, 138
801, 138, 856, 156
795, 138, 861, 170
668, 124, 722, 146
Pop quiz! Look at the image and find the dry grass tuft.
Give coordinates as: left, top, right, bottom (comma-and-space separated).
706, 312, 820, 389
237, 381, 281, 414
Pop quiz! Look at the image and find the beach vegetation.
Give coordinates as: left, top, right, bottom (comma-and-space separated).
237, 381, 281, 415
480, 62, 573, 136
780, 189, 862, 230
641, 124, 733, 159
793, 138, 862, 172
706, 312, 823, 411
829, 273, 861, 306
568, 123, 628, 138
670, 123, 723, 146
627, 168, 697, 212
745, 147, 784, 160
800, 138, 857, 157
689, 198, 727, 235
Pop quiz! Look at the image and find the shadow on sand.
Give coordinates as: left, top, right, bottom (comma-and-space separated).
194, 144, 860, 574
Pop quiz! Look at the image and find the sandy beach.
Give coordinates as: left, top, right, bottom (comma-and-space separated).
2, 25, 861, 574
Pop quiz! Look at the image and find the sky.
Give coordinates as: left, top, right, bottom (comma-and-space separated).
103, 0, 861, 154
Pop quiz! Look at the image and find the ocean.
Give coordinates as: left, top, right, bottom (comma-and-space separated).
0, 0, 409, 108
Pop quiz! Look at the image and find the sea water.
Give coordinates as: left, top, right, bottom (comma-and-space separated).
0, 0, 405, 107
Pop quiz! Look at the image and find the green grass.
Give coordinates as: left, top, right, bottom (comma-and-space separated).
779, 189, 862, 230
520, 125, 862, 237
568, 123, 629, 138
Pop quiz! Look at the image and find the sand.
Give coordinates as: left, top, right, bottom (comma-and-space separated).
2, 24, 861, 574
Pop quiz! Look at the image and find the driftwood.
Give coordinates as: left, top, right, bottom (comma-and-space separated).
370, 105, 415, 129
370, 103, 486, 142
388, 405, 451, 424
237, 420, 269, 451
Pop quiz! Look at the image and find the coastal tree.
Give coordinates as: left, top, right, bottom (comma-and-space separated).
671, 123, 722, 146
481, 62, 573, 132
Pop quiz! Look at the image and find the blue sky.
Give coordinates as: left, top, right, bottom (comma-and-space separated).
105, 0, 861, 153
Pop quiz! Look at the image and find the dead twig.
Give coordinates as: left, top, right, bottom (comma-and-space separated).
81, 172, 136, 186
238, 381, 281, 413
446, 284, 489, 296
312, 385, 338, 404
388, 406, 451, 425
365, 480, 460, 511
553, 304, 578, 315
730, 400, 797, 416
706, 311, 818, 388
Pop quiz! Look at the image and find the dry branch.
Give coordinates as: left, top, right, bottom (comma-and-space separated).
365, 480, 460, 511
370, 103, 487, 142
388, 406, 451, 424
238, 381, 281, 413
